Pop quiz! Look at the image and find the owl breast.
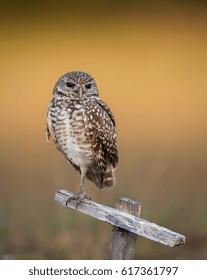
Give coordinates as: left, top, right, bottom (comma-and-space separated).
51, 100, 94, 169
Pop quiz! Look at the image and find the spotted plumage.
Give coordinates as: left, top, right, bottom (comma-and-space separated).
46, 71, 118, 206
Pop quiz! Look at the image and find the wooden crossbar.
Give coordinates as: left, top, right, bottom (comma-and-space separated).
55, 189, 185, 247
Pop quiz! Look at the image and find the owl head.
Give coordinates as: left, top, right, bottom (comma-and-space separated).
53, 71, 99, 99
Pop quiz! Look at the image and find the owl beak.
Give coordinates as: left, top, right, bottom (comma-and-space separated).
78, 87, 83, 98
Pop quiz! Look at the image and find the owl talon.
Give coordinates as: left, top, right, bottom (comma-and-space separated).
66, 191, 90, 209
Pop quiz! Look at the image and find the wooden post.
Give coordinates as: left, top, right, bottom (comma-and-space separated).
55, 189, 185, 247
109, 198, 141, 260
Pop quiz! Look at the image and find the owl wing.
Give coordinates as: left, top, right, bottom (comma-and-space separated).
84, 98, 118, 186
96, 99, 116, 126
95, 98, 118, 167
46, 106, 56, 143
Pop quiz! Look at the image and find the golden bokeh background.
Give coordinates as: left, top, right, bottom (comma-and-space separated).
0, 0, 207, 259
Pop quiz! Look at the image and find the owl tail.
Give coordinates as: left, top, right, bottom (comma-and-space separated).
101, 164, 116, 188
86, 164, 116, 189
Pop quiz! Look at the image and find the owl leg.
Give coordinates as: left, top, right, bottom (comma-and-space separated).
66, 167, 90, 209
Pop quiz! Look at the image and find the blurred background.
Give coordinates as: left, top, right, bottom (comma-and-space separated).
0, 0, 207, 259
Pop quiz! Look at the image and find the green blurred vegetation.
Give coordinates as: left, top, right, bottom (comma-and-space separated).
0, 0, 207, 259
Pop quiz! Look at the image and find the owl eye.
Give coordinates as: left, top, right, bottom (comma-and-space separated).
85, 83, 92, 89
66, 82, 75, 88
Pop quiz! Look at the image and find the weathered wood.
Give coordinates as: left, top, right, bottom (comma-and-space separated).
55, 189, 185, 247
109, 198, 142, 260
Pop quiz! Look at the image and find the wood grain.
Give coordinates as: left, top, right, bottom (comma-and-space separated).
55, 189, 185, 247
109, 198, 142, 259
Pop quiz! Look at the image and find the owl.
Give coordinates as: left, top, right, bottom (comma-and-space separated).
46, 71, 118, 207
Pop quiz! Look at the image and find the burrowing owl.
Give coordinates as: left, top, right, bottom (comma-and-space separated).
46, 71, 118, 206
